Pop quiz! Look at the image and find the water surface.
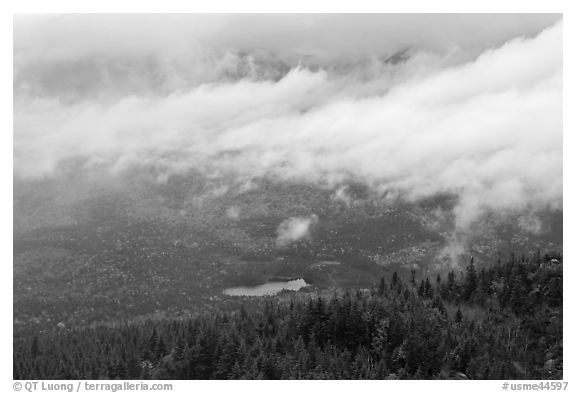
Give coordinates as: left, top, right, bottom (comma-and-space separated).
224, 279, 308, 297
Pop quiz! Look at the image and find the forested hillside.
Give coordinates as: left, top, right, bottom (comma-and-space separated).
14, 252, 562, 380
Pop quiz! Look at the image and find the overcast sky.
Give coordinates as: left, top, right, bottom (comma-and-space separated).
13, 14, 562, 229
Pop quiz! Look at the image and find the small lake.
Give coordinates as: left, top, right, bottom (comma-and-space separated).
223, 279, 308, 297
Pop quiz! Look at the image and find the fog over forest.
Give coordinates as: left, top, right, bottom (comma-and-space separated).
13, 14, 564, 380
14, 14, 562, 234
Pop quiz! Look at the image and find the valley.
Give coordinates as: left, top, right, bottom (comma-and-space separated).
13, 171, 563, 338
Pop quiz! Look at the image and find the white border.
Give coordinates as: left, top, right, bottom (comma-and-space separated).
3, 2, 572, 391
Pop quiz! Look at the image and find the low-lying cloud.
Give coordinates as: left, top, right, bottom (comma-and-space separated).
276, 215, 319, 248
13, 15, 562, 233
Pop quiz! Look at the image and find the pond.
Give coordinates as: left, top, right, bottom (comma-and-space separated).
223, 278, 308, 297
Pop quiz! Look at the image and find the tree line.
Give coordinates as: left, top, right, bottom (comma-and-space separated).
14, 251, 562, 380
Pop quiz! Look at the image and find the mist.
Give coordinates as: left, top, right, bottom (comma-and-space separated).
276, 215, 319, 247
13, 14, 562, 235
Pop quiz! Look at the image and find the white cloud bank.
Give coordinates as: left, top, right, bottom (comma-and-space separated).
13, 15, 562, 231
276, 215, 319, 247
14, 14, 558, 65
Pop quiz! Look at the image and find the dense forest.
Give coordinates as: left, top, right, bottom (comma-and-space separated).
14, 251, 562, 380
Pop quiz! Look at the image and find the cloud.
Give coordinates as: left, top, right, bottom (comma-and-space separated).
226, 206, 241, 220
518, 214, 544, 235
14, 14, 559, 64
332, 187, 353, 208
14, 14, 560, 99
276, 215, 319, 247
13, 16, 562, 234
